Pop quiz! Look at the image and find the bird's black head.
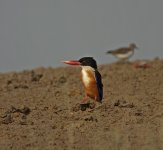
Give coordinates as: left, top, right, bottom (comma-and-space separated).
79, 57, 97, 69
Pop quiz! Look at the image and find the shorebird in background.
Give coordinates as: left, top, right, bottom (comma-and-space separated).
63, 57, 103, 110
106, 43, 138, 62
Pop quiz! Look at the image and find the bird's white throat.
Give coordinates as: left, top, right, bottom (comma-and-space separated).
81, 66, 95, 87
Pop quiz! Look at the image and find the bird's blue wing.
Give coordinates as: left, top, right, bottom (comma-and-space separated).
95, 70, 103, 102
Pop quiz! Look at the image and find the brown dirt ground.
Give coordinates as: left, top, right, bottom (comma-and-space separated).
0, 59, 163, 150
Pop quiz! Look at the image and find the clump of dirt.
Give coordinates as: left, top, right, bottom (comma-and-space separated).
1, 106, 31, 124
0, 59, 163, 150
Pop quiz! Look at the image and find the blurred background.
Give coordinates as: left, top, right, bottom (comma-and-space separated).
0, 0, 163, 72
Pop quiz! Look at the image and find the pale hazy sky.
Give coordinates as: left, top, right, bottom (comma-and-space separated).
0, 0, 163, 72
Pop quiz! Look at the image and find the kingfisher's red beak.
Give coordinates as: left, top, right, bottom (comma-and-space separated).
62, 60, 81, 65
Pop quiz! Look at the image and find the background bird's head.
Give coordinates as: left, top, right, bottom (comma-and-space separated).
129, 43, 138, 50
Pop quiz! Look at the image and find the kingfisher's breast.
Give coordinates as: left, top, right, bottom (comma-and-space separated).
81, 67, 99, 99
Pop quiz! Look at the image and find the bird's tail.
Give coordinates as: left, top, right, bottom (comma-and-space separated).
106, 50, 113, 54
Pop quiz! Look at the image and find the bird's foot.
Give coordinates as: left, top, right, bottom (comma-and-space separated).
89, 102, 96, 109
80, 102, 90, 111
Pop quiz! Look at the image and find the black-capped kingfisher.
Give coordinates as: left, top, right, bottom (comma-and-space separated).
63, 57, 103, 108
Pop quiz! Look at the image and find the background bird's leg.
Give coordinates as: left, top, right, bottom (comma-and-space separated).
124, 57, 129, 63
118, 58, 128, 64
117, 59, 124, 64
